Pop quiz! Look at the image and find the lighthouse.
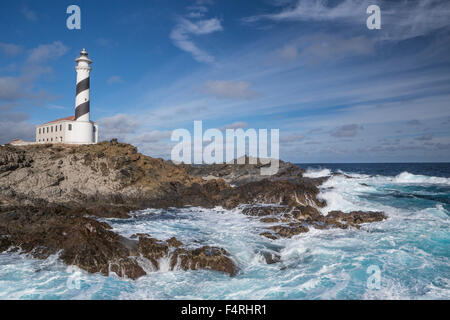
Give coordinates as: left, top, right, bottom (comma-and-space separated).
34, 48, 98, 145
75, 48, 92, 122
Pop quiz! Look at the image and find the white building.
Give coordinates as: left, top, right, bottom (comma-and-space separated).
36, 48, 98, 144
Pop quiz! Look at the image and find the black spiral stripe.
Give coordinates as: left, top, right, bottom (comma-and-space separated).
75, 76, 90, 120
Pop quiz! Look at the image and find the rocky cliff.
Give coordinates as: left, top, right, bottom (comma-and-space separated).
0, 140, 386, 279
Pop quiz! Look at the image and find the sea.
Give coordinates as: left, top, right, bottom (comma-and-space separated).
0, 163, 449, 300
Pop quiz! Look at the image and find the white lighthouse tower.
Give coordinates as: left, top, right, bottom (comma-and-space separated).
71, 48, 96, 143
34, 48, 98, 145
75, 48, 92, 122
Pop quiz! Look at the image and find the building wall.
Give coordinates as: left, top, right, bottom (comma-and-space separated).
36, 121, 98, 144
36, 121, 68, 143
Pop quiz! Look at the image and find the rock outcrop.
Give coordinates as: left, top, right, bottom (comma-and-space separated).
180, 156, 326, 187
240, 204, 386, 239
0, 140, 387, 278
0, 205, 236, 278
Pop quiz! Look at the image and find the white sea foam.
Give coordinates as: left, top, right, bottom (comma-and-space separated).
393, 171, 450, 185
303, 168, 332, 178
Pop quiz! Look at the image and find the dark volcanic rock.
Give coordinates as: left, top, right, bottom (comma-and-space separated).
241, 205, 287, 217
259, 232, 278, 240
269, 223, 309, 238
0, 146, 33, 174
0, 206, 146, 279
217, 180, 325, 210
261, 251, 281, 264
180, 156, 328, 187
170, 246, 237, 275
0, 236, 11, 252
325, 210, 387, 229
0, 206, 237, 278
250, 205, 387, 240
137, 235, 237, 275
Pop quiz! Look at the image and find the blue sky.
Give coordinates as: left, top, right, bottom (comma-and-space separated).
1, 0, 449, 162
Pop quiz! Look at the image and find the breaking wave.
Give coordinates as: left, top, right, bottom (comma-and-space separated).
0, 165, 449, 299
303, 168, 332, 178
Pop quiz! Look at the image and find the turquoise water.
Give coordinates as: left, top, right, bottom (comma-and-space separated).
0, 165, 449, 299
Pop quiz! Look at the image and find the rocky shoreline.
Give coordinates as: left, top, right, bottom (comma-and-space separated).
0, 140, 386, 279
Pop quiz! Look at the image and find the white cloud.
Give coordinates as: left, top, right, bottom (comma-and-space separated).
330, 124, 363, 138
0, 43, 23, 56
202, 80, 258, 100
300, 35, 374, 63
21, 6, 37, 21
0, 77, 23, 101
27, 41, 69, 63
280, 134, 305, 143
107, 76, 124, 84
98, 114, 141, 140
277, 45, 299, 61
170, 17, 223, 63
136, 130, 172, 143
415, 133, 433, 141
0, 113, 35, 144
219, 121, 248, 131
244, 0, 450, 41
0, 42, 68, 104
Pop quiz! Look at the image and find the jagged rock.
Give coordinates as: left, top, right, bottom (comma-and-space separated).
261, 251, 281, 264
0, 206, 237, 278
136, 235, 237, 275
218, 180, 325, 209
0, 236, 11, 252
242, 206, 287, 216
0, 206, 146, 279
253, 205, 387, 239
269, 223, 309, 238
0, 146, 32, 174
291, 205, 323, 221
260, 232, 278, 240
180, 156, 313, 186
170, 246, 237, 275
260, 217, 280, 223
325, 210, 386, 229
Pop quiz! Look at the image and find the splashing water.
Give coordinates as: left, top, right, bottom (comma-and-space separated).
1, 164, 449, 299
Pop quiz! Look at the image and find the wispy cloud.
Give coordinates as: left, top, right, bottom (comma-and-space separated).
27, 41, 69, 64
244, 0, 450, 41
219, 121, 248, 131
330, 124, 363, 138
107, 76, 124, 84
415, 133, 433, 141
170, 1, 222, 64
0, 43, 23, 56
202, 80, 258, 100
0, 41, 69, 105
170, 17, 223, 63
21, 6, 37, 21
98, 113, 141, 140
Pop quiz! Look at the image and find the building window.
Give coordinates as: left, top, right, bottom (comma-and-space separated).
51, 126, 53, 133
68, 124, 72, 131
55, 125, 57, 132
60, 137, 63, 142
39, 128, 41, 134
46, 127, 49, 133
60, 124, 62, 131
